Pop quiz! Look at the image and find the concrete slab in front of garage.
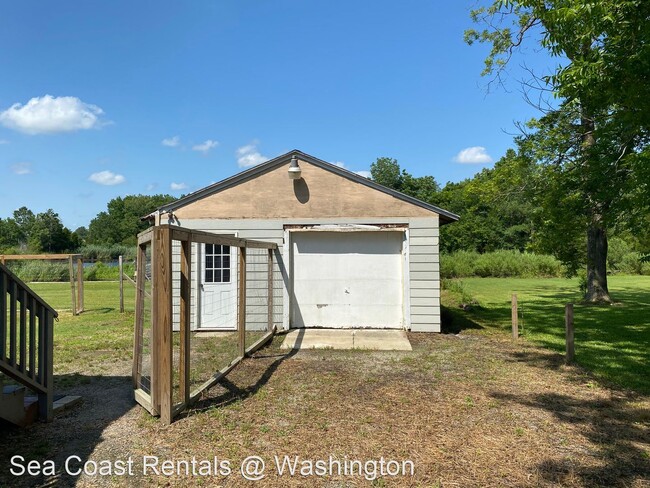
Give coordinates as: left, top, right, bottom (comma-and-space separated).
280, 329, 412, 351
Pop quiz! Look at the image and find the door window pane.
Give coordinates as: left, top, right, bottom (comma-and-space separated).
204, 243, 232, 284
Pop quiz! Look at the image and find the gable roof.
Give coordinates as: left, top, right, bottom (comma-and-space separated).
157, 150, 459, 224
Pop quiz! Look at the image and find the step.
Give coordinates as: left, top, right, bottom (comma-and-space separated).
3, 385, 26, 396
0, 386, 30, 427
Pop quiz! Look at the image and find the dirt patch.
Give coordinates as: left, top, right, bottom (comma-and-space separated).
1, 333, 648, 487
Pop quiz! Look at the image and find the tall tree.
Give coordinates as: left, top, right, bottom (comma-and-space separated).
370, 157, 440, 202
29, 209, 79, 252
87, 194, 177, 245
466, 0, 650, 302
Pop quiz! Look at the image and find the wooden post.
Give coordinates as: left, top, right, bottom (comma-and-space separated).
68, 256, 77, 316
76, 257, 84, 314
238, 247, 246, 357
179, 240, 191, 406
267, 248, 273, 332
119, 255, 124, 313
565, 303, 574, 364
511, 294, 518, 339
38, 307, 54, 422
0, 272, 5, 362
152, 226, 173, 423
132, 244, 146, 389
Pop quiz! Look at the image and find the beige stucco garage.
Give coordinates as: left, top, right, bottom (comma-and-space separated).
149, 150, 458, 333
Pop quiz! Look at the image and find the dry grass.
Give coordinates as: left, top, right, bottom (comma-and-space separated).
1, 330, 648, 487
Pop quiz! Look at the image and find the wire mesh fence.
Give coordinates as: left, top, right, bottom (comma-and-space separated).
132, 225, 277, 423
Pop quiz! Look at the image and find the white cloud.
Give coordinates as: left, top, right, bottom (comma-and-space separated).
0, 139, 9, 144
453, 146, 493, 164
0, 95, 105, 134
355, 170, 371, 178
332, 161, 346, 168
236, 143, 268, 168
11, 162, 32, 175
170, 182, 188, 191
88, 170, 125, 186
162, 136, 180, 147
192, 139, 218, 153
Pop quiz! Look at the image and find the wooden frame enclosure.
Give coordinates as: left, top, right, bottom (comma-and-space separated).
132, 224, 277, 424
0, 254, 84, 315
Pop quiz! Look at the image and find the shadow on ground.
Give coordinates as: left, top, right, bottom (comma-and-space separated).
455, 284, 650, 393
0, 373, 134, 488
180, 332, 302, 417
441, 305, 484, 334
491, 386, 650, 486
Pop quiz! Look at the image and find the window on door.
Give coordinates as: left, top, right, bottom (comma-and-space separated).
204, 244, 231, 283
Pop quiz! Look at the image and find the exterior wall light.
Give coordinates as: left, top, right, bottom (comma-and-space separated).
288, 156, 302, 180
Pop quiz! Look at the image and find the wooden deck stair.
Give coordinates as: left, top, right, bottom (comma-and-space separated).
1, 376, 39, 427
1, 263, 57, 426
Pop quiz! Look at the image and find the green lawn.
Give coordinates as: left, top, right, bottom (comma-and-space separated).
24, 281, 268, 391
20, 277, 650, 395
443, 275, 650, 394
28, 281, 136, 377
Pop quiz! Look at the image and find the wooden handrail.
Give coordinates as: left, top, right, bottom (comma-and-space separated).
0, 263, 55, 421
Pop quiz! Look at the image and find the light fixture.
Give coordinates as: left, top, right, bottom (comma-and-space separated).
288, 155, 302, 179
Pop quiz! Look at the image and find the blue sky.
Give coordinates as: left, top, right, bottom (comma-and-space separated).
0, 1, 553, 229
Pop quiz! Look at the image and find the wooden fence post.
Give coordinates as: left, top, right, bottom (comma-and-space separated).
179, 240, 191, 406
565, 303, 574, 364
238, 247, 246, 358
119, 255, 124, 313
132, 243, 146, 389
68, 256, 77, 316
511, 294, 518, 339
267, 248, 273, 332
153, 226, 173, 424
76, 256, 84, 313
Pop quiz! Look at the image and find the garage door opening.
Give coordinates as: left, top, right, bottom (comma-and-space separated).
290, 230, 405, 329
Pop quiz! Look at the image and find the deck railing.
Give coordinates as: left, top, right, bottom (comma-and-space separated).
0, 264, 56, 421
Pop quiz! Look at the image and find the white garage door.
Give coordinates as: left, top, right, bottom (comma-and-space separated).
291, 231, 404, 328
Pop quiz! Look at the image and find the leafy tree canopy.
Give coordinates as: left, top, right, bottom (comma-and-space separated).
465, 0, 650, 301
87, 194, 177, 245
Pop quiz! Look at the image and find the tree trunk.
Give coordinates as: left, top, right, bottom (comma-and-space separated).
585, 223, 612, 303
580, 101, 612, 304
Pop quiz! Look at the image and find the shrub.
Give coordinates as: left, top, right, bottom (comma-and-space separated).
11, 261, 69, 282
79, 244, 136, 262
440, 250, 479, 278
441, 250, 564, 278
84, 262, 135, 281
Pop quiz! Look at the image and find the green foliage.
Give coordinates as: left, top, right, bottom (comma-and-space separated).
8, 261, 70, 282
87, 194, 176, 245
6, 260, 135, 282
466, 0, 650, 300
370, 157, 440, 202
607, 238, 650, 275
436, 149, 537, 253
0, 207, 79, 253
79, 244, 136, 262
441, 250, 564, 279
84, 262, 135, 281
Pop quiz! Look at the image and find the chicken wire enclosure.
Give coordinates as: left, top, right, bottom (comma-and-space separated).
132, 224, 277, 424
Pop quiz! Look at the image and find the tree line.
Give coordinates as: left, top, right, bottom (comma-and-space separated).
0, 195, 176, 254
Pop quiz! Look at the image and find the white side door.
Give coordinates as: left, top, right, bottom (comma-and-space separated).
200, 243, 237, 330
